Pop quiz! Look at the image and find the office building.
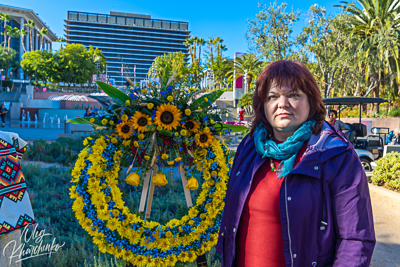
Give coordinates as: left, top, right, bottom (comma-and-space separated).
64, 11, 190, 86
0, 4, 57, 80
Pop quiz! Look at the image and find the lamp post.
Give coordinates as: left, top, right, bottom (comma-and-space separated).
0, 69, 3, 91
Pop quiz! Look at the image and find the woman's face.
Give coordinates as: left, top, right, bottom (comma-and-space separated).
263, 81, 310, 140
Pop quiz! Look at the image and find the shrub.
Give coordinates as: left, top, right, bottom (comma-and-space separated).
389, 107, 400, 117
371, 152, 400, 190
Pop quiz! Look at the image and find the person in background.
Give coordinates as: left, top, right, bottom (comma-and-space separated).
390, 128, 400, 145
0, 104, 8, 127
239, 106, 246, 123
84, 107, 92, 117
327, 110, 350, 131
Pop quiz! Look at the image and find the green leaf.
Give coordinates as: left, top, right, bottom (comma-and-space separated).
215, 123, 248, 133
66, 117, 102, 126
95, 81, 130, 102
192, 90, 225, 109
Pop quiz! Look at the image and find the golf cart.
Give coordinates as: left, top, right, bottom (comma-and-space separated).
322, 97, 389, 171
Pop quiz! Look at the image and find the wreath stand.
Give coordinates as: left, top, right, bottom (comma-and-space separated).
137, 164, 208, 267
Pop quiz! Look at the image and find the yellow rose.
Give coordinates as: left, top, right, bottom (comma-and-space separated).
175, 157, 182, 162
121, 114, 128, 121
204, 127, 210, 133
210, 119, 215, 124
161, 154, 169, 160
147, 103, 154, 109
101, 119, 108, 125
111, 138, 118, 144
152, 173, 168, 186
157, 125, 163, 131
134, 141, 139, 147
180, 129, 187, 136
90, 117, 95, 123
185, 109, 191, 116
174, 132, 179, 137
204, 97, 208, 102
167, 96, 173, 102
186, 178, 198, 190
126, 173, 140, 186
142, 88, 148, 93
167, 160, 175, 166
125, 100, 130, 106
144, 155, 150, 160
138, 134, 145, 140
109, 120, 114, 125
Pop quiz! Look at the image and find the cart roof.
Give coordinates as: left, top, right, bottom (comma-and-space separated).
322, 97, 388, 105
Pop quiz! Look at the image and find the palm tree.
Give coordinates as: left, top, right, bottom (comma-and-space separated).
24, 19, 36, 51
6, 26, 19, 52
197, 37, 206, 62
38, 28, 48, 51
57, 37, 67, 49
206, 37, 216, 63
336, 0, 400, 111
19, 29, 27, 52
0, 13, 12, 48
226, 53, 262, 93
184, 38, 194, 62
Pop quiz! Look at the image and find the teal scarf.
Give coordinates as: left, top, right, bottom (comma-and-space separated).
254, 120, 315, 178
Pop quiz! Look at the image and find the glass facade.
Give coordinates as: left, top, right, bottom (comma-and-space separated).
65, 11, 190, 86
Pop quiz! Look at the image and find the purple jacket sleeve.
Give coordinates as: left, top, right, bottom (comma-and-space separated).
330, 150, 376, 266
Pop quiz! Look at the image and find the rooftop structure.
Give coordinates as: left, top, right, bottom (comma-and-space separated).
0, 4, 58, 80
64, 11, 190, 86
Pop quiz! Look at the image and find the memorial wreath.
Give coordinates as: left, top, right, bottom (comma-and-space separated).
68, 75, 246, 266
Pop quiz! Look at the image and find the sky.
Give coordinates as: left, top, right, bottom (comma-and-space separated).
8, 0, 343, 58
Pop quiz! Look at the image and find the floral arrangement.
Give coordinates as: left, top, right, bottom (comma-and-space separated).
67, 78, 246, 266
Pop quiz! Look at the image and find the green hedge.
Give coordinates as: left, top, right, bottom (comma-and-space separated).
371, 152, 400, 190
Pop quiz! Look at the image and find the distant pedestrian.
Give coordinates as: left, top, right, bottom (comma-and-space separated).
327, 110, 350, 131
239, 106, 245, 123
0, 104, 8, 127
390, 128, 400, 145
84, 107, 92, 117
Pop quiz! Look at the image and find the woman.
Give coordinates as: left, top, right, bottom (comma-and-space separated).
83, 107, 92, 117
0, 104, 8, 127
217, 61, 375, 267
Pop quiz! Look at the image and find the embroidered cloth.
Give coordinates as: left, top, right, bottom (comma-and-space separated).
0, 131, 35, 236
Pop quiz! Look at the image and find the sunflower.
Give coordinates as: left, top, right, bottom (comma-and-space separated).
154, 103, 182, 131
183, 120, 200, 133
195, 131, 213, 148
116, 121, 133, 139
131, 111, 151, 132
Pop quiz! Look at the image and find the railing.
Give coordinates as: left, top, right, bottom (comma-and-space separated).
67, 11, 189, 31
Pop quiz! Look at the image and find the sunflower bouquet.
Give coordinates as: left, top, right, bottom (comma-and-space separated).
69, 79, 240, 187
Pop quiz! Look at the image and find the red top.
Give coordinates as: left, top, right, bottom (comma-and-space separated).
239, 110, 245, 120
236, 139, 308, 267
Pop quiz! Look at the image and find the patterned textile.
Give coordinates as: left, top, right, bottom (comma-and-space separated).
0, 131, 35, 236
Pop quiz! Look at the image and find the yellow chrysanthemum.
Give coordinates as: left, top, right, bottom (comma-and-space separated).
115, 121, 132, 139
154, 103, 182, 131
161, 154, 168, 160
183, 120, 200, 133
180, 129, 187, 136
90, 117, 95, 123
138, 134, 145, 140
167, 95, 173, 102
131, 111, 151, 132
121, 114, 129, 121
147, 103, 154, 109
185, 109, 191, 116
195, 131, 213, 148
101, 119, 108, 125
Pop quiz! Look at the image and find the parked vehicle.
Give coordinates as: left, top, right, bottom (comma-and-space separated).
322, 97, 388, 171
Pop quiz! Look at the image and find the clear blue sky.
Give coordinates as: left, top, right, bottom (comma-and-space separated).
8, 0, 342, 58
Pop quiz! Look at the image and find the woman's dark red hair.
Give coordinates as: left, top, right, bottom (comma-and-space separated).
250, 60, 326, 138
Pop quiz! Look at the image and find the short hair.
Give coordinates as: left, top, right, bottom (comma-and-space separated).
328, 110, 337, 117
250, 60, 326, 137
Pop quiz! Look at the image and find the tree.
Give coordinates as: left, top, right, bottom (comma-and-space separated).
19, 29, 27, 53
226, 53, 262, 93
6, 26, 19, 52
0, 46, 18, 78
336, 0, 400, 111
38, 28, 48, 51
24, 19, 36, 51
148, 52, 187, 86
247, 1, 300, 61
298, 5, 355, 98
0, 13, 11, 49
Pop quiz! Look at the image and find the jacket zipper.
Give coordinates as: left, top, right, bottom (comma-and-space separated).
285, 176, 294, 267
